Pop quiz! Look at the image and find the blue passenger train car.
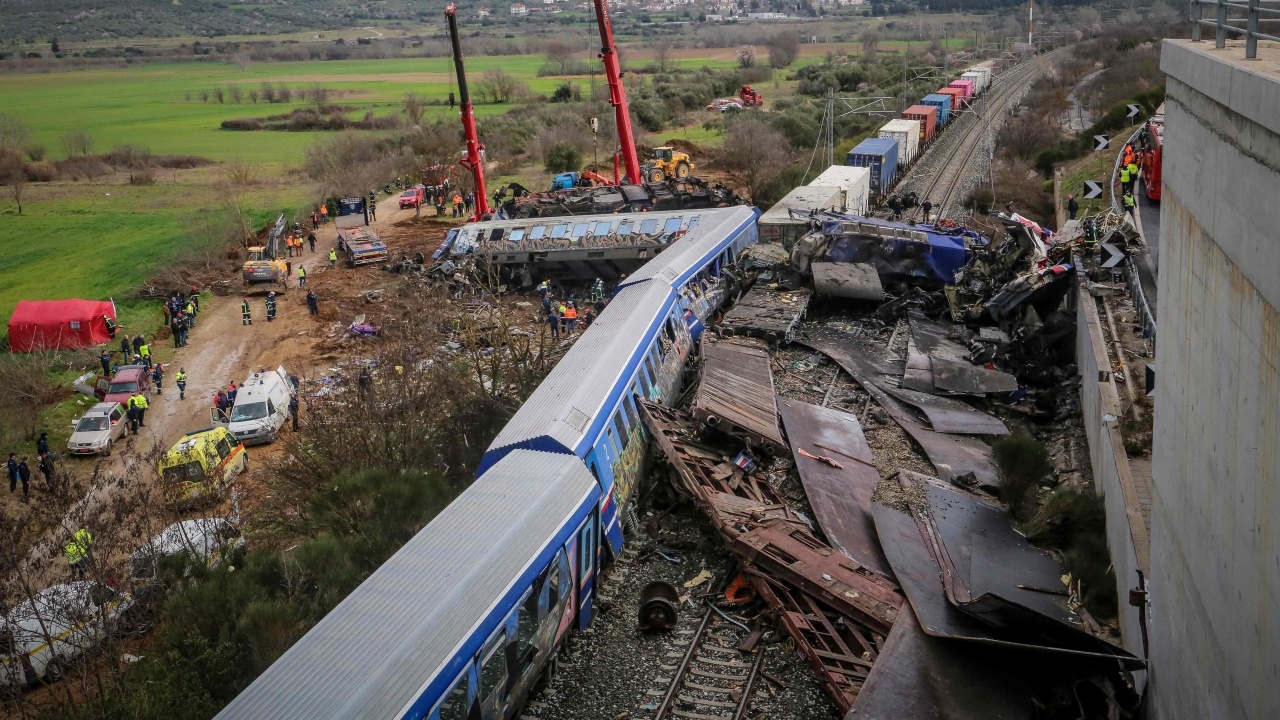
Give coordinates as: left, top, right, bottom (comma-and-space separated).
214, 450, 600, 720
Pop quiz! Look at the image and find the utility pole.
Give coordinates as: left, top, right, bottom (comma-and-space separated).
1028, 0, 1034, 46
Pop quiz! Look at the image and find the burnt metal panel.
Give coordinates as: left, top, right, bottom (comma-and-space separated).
812, 262, 885, 301
720, 288, 811, 342
776, 397, 893, 578
908, 312, 1018, 395
883, 386, 1009, 435
692, 339, 787, 450
846, 611, 1035, 720
799, 329, 1001, 491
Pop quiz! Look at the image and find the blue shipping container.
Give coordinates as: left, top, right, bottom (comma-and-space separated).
845, 138, 899, 194
921, 94, 952, 126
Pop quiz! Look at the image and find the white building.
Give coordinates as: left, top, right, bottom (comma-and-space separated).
510, 3, 528, 14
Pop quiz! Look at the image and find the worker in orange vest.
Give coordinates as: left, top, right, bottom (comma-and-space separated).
563, 303, 578, 334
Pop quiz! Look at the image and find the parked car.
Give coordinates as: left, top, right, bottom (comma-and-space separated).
102, 365, 149, 405
129, 518, 245, 604
0, 581, 137, 694
219, 366, 295, 446
158, 426, 247, 508
67, 402, 129, 456
398, 185, 425, 209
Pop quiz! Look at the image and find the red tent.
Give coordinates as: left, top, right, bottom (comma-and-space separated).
8, 299, 117, 353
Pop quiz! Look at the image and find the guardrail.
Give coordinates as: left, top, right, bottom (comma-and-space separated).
1108, 127, 1158, 341
1190, 0, 1280, 58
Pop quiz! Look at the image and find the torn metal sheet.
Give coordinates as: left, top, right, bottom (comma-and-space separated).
883, 386, 1009, 435
799, 328, 1001, 491
752, 574, 880, 714
909, 312, 1018, 395
733, 520, 902, 636
845, 611, 1035, 720
692, 338, 787, 450
719, 287, 810, 342
812, 262, 885, 301
901, 333, 934, 393
776, 397, 893, 578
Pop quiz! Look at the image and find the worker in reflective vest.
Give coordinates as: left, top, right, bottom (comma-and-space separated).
265, 292, 278, 322
176, 368, 188, 400
329, 248, 338, 268
1123, 191, 1136, 221
1119, 166, 1131, 195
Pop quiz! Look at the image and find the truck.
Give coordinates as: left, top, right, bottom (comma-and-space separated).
334, 197, 388, 266
241, 214, 289, 290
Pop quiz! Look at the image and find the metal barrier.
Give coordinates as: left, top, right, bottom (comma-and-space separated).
1108, 127, 1158, 341
1190, 0, 1280, 58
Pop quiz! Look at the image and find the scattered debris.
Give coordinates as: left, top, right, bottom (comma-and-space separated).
811, 262, 884, 301
719, 287, 810, 343
693, 338, 787, 451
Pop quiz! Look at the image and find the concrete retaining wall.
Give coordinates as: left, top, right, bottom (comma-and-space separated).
1073, 277, 1150, 657
1147, 39, 1280, 720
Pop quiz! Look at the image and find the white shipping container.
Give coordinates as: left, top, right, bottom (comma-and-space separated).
808, 165, 871, 216
758, 185, 844, 247
878, 119, 921, 166
961, 71, 987, 95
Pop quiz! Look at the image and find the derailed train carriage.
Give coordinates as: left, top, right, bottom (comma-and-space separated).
214, 205, 760, 720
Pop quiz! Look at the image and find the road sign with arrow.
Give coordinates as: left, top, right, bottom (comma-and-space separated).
1084, 180, 1104, 199
1127, 104, 1140, 118
1094, 135, 1110, 151
1101, 242, 1125, 268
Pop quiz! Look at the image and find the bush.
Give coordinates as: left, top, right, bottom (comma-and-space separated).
544, 141, 580, 173
24, 160, 56, 181
1025, 488, 1117, 620
130, 168, 156, 185
991, 432, 1054, 520
24, 144, 44, 161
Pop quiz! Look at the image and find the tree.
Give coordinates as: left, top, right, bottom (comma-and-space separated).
654, 41, 674, 73
544, 142, 580, 173
61, 128, 94, 157
545, 40, 576, 75
50, 38, 59, 54
403, 92, 425, 127
0, 149, 28, 215
736, 45, 757, 69
860, 30, 881, 57
767, 32, 799, 69
309, 84, 329, 109
478, 69, 524, 105
213, 86, 225, 104
718, 115, 791, 203
304, 132, 405, 200
0, 114, 30, 152
229, 85, 243, 104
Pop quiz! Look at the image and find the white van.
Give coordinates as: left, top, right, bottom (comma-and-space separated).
0, 581, 136, 693
221, 366, 295, 445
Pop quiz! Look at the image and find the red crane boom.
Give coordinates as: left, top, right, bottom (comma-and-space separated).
592, 0, 642, 185
445, 4, 490, 220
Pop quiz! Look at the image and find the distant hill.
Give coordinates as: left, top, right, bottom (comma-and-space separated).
0, 0, 444, 45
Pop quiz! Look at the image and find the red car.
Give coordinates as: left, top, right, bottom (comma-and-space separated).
102, 365, 151, 405
399, 186, 425, 209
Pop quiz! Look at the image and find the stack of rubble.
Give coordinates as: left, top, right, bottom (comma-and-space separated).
499, 177, 741, 218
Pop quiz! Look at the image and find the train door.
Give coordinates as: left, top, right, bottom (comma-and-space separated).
429, 666, 478, 720
576, 512, 597, 631
478, 626, 508, 720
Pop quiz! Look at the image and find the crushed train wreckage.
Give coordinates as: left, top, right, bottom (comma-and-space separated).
496, 177, 741, 219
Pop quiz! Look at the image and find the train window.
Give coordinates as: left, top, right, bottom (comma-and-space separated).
622, 395, 639, 430
572, 223, 590, 238
637, 368, 652, 400
488, 228, 505, 244
510, 228, 525, 242
551, 224, 569, 238
593, 221, 613, 235
529, 226, 547, 240
547, 560, 561, 608
640, 218, 659, 234
617, 221, 634, 235
663, 217, 683, 234
516, 590, 537, 671
479, 633, 507, 703
580, 521, 594, 577
688, 216, 700, 230
434, 669, 470, 720
612, 412, 628, 442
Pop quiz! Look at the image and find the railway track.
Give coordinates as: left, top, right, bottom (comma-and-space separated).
909, 49, 1065, 218
641, 607, 765, 720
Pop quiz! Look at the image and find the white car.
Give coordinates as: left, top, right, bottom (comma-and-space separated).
0, 581, 136, 693
129, 518, 245, 588
67, 402, 129, 456
221, 366, 296, 445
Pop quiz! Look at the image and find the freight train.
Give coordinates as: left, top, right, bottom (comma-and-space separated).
213, 204, 760, 720
847, 59, 998, 206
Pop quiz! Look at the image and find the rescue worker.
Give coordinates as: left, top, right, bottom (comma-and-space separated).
100, 350, 112, 376
921, 198, 933, 223
15, 456, 29, 497
289, 394, 300, 432
266, 292, 278, 322
1123, 190, 1137, 221
65, 527, 93, 578
138, 340, 152, 369
298, 266, 307, 287
320, 203, 328, 224
1119, 164, 1132, 195
329, 248, 338, 268
1067, 193, 1079, 220
592, 278, 605, 304
307, 290, 319, 316
242, 297, 253, 325
1082, 217, 1099, 257
6, 453, 17, 493
126, 392, 142, 433
308, 232, 317, 253
104, 315, 117, 339
368, 191, 378, 221
563, 303, 578, 335
1127, 159, 1140, 194
151, 363, 164, 394
120, 336, 131, 358
176, 367, 188, 400
547, 307, 560, 340
37, 452, 54, 491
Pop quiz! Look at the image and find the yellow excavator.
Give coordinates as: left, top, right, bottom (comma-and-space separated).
643, 147, 694, 183
241, 214, 289, 292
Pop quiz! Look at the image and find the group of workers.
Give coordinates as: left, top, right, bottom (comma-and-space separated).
163, 290, 199, 348
538, 278, 607, 340
7, 435, 55, 498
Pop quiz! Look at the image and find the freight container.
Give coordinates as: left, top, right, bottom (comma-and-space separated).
758, 185, 844, 248
846, 138, 899, 194
902, 105, 938, 143
921, 94, 952, 126
961, 71, 987, 95
878, 119, 921, 166
938, 87, 965, 112
809, 165, 871, 216
948, 79, 974, 102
